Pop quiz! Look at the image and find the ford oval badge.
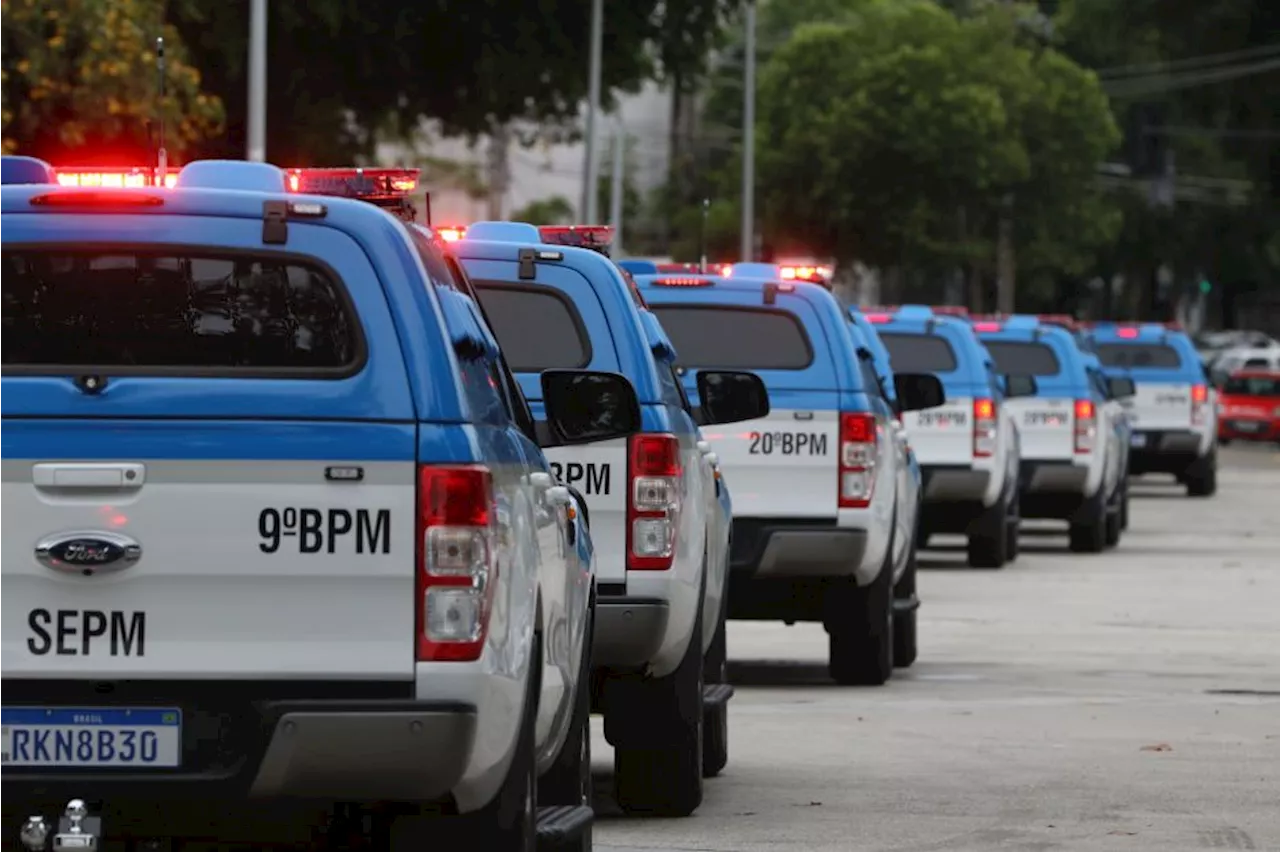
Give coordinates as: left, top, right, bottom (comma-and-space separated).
35, 531, 141, 575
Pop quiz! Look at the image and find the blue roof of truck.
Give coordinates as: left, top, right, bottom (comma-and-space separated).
1, 179, 474, 425
451, 236, 668, 405
1084, 323, 1202, 381
867, 306, 994, 387
971, 316, 1093, 394
633, 274, 865, 394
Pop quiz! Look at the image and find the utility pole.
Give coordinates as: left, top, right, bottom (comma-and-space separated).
581, 0, 604, 222
246, 0, 267, 162
740, 0, 757, 262
609, 120, 626, 254
995, 193, 1015, 314
486, 123, 511, 220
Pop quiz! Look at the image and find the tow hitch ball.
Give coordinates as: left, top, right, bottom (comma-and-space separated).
19, 799, 102, 851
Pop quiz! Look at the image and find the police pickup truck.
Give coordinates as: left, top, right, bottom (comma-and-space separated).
0, 159, 636, 851
450, 222, 769, 817
973, 316, 1132, 552
866, 306, 1026, 568
1086, 323, 1218, 497
636, 273, 945, 686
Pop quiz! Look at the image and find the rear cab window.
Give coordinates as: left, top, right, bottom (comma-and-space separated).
653, 306, 813, 370
469, 283, 592, 371
878, 333, 959, 374
3, 249, 363, 374
1095, 343, 1184, 370
982, 341, 1062, 377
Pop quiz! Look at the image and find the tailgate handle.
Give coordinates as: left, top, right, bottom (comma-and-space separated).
32, 463, 146, 489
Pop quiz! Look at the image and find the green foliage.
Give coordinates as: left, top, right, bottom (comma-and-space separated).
753, 0, 1119, 274
1, 0, 223, 159
510, 195, 575, 226
165, 0, 744, 165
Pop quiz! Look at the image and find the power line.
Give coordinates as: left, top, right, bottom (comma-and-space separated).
1102, 55, 1280, 97
1095, 42, 1280, 79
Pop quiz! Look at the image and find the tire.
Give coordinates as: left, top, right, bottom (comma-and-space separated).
398, 635, 541, 851
1068, 490, 1107, 554
967, 493, 1009, 569
827, 533, 894, 686
701, 608, 729, 779
1104, 493, 1122, 548
612, 597, 704, 817
892, 530, 919, 669
1119, 484, 1130, 531
1004, 487, 1021, 562
539, 597, 594, 851
1185, 452, 1218, 497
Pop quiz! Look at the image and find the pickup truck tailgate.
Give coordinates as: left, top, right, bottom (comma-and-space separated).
1007, 397, 1074, 459
1129, 382, 1193, 430
702, 409, 839, 518
901, 398, 973, 465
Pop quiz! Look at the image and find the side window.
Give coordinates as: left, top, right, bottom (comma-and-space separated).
859, 358, 885, 400
1088, 368, 1110, 400
985, 362, 1004, 401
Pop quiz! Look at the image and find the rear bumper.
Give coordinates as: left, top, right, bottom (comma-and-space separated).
1129, 430, 1210, 473
725, 517, 871, 622
1017, 460, 1091, 519
1, 681, 475, 804
920, 465, 991, 503
592, 595, 670, 668
1218, 419, 1280, 442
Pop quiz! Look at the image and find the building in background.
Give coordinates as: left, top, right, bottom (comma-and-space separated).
375, 80, 674, 226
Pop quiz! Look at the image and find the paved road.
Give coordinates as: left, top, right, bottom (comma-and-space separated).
593, 445, 1280, 852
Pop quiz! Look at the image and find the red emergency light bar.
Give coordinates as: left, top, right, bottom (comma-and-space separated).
864, 313, 893, 323
54, 167, 178, 188
436, 224, 466, 242
779, 264, 832, 283
285, 167, 419, 197
972, 321, 1003, 332
539, 225, 614, 255
1116, 327, 1141, 338
1036, 314, 1078, 330
651, 277, 713, 287
931, 305, 969, 317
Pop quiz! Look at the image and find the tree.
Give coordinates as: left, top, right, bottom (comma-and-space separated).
510, 195, 575, 226
166, 0, 745, 166
2, 0, 223, 160
751, 0, 1118, 287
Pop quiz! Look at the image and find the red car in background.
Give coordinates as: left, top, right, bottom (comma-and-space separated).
1217, 370, 1280, 445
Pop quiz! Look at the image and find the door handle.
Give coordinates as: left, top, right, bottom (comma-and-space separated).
32, 463, 146, 489
696, 440, 712, 454
528, 471, 554, 489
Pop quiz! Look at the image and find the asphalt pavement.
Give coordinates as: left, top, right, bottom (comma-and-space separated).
593, 444, 1280, 852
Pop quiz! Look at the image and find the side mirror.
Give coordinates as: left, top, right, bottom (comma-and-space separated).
1106, 376, 1136, 399
1003, 373, 1039, 399
894, 372, 946, 411
694, 370, 770, 425
539, 370, 642, 447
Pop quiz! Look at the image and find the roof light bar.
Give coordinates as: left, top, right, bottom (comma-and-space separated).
285, 167, 419, 197
864, 313, 893, 323
972, 321, 1003, 332
651, 276, 713, 287
436, 224, 467, 242
931, 305, 970, 317
1116, 327, 1141, 338
54, 167, 178, 188
539, 225, 615, 256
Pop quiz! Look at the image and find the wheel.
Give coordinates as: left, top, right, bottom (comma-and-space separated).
827, 531, 894, 686
1185, 452, 1218, 497
1004, 487, 1021, 562
701, 606, 729, 779
1119, 484, 1130, 531
1068, 490, 1107, 553
612, 595, 704, 817
892, 530, 919, 669
1104, 492, 1122, 548
540, 596, 594, 851
397, 635, 541, 851
967, 493, 1009, 569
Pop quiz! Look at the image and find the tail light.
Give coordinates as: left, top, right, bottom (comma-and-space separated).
1191, 383, 1209, 426
416, 465, 498, 662
1074, 399, 1097, 454
628, 434, 683, 570
973, 398, 997, 457
839, 413, 878, 508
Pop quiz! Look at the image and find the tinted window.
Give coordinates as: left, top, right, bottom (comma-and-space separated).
2, 249, 360, 373
473, 282, 590, 371
1223, 376, 1280, 396
1095, 343, 1183, 369
878, 332, 958, 372
650, 306, 813, 370
983, 341, 1062, 376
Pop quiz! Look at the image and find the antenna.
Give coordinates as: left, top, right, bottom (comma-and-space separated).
155, 36, 167, 186
698, 197, 710, 274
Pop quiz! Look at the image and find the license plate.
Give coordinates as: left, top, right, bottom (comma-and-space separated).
1232, 420, 1263, 433
1, 707, 181, 767
1025, 412, 1068, 427
918, 411, 967, 427
1130, 433, 1148, 448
